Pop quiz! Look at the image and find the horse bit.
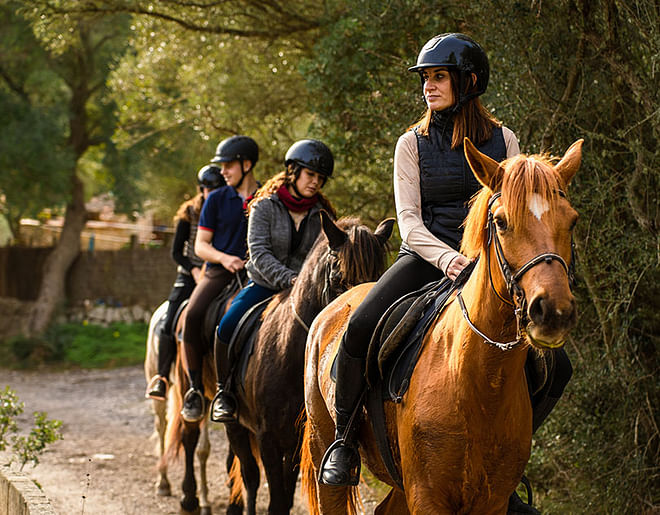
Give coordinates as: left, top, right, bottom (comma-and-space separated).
457, 191, 576, 351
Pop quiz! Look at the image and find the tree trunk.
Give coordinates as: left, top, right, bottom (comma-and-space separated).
27, 172, 87, 335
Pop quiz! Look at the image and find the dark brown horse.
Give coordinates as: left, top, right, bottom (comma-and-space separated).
301, 139, 583, 514
223, 212, 394, 514
163, 280, 241, 515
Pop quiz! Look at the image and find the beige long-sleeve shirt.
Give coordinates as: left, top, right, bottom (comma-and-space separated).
394, 127, 520, 274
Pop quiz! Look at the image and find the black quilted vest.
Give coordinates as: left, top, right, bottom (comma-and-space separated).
415, 113, 506, 250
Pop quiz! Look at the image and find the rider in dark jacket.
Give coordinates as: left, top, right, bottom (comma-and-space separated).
319, 32, 522, 486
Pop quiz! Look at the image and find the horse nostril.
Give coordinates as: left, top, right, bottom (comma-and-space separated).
528, 296, 546, 325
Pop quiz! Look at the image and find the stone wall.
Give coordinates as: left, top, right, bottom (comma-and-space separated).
0, 466, 55, 515
0, 246, 175, 308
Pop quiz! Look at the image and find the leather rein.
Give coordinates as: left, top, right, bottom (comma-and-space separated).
457, 191, 576, 351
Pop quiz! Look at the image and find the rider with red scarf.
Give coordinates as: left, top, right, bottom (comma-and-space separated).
210, 139, 337, 423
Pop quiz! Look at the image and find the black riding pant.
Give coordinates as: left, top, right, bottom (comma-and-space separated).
163, 272, 196, 336
183, 266, 234, 379
342, 252, 445, 359
157, 272, 196, 378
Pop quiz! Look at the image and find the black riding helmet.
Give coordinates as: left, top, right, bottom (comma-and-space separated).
284, 139, 334, 179
211, 135, 259, 167
197, 164, 226, 190
211, 135, 259, 188
408, 33, 489, 108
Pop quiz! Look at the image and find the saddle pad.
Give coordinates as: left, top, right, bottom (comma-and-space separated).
227, 296, 273, 390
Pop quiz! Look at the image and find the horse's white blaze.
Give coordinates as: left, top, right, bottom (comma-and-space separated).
529, 193, 549, 221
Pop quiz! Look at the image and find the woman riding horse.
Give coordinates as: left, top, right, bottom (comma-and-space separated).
319, 33, 572, 508
211, 139, 337, 422
146, 164, 225, 400
180, 135, 260, 423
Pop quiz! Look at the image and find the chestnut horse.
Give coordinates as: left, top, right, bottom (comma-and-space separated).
301, 139, 583, 514
165, 212, 394, 514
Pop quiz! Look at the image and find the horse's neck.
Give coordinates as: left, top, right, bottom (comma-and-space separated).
444, 260, 528, 395
289, 279, 324, 323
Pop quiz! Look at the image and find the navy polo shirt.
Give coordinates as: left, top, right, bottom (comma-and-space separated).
198, 186, 248, 266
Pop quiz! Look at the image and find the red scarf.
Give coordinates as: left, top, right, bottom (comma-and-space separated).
276, 185, 318, 213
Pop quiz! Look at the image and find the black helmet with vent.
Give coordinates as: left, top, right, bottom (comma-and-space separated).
409, 33, 489, 106
211, 135, 259, 167
284, 139, 334, 178
197, 164, 225, 190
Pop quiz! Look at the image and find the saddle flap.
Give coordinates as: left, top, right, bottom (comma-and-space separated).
227, 296, 273, 389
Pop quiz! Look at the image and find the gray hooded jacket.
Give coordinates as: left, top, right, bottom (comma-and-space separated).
245, 193, 322, 290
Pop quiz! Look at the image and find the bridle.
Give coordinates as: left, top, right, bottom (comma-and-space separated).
292, 248, 351, 333
457, 191, 576, 351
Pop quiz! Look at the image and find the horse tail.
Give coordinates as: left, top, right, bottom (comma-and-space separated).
162, 355, 186, 466
227, 454, 244, 506
300, 417, 320, 515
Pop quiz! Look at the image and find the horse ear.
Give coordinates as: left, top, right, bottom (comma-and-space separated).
320, 210, 347, 250
374, 218, 395, 245
464, 138, 501, 190
554, 139, 583, 186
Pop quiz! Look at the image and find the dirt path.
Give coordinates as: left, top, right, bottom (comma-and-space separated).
1, 365, 310, 514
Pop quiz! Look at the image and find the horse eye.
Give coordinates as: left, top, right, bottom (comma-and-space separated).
494, 215, 508, 231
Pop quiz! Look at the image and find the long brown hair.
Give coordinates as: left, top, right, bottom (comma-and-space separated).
174, 192, 204, 222
248, 164, 337, 218
409, 69, 501, 149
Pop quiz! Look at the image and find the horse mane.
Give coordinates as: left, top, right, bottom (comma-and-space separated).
461, 153, 565, 260
335, 216, 389, 286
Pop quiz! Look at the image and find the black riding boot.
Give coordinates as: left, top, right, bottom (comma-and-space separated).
210, 335, 237, 422
319, 345, 366, 486
146, 333, 176, 400
181, 369, 205, 423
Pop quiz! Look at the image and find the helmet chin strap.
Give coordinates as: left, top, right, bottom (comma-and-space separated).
234, 160, 251, 189
290, 165, 304, 199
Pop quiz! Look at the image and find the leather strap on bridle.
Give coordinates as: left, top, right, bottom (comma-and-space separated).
459, 191, 575, 351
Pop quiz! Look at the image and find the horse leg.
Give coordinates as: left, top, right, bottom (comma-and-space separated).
224, 447, 244, 515
281, 447, 301, 512
225, 422, 260, 515
197, 421, 211, 515
154, 398, 171, 496
255, 433, 291, 515
374, 488, 410, 515
181, 422, 201, 515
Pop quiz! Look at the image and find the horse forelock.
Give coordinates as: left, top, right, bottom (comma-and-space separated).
501, 154, 563, 231
461, 153, 565, 259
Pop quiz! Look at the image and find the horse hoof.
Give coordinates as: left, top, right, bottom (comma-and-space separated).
157, 484, 171, 497
180, 498, 200, 515
200, 508, 212, 515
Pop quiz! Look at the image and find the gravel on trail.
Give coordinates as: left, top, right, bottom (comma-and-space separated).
0, 365, 303, 514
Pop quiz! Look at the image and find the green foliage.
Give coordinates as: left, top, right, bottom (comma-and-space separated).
0, 322, 147, 369
106, 14, 318, 220
0, 386, 62, 470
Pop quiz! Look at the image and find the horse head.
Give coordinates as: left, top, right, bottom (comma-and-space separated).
307, 211, 395, 306
463, 138, 582, 349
